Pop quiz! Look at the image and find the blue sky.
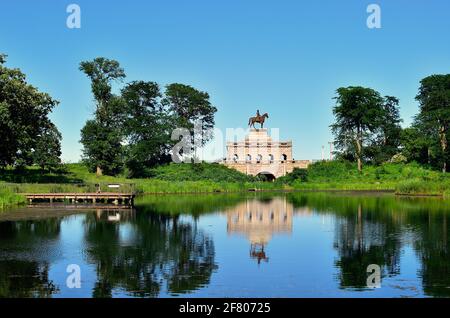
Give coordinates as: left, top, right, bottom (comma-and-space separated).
1, 0, 449, 162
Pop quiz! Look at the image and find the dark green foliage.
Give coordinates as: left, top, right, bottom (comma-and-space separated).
415, 74, 450, 172
146, 162, 256, 183
79, 58, 126, 176
163, 83, 217, 150
79, 58, 125, 123
121, 81, 176, 177
331, 86, 386, 172
400, 124, 436, 166
365, 96, 402, 164
80, 120, 123, 176
331, 87, 402, 171
32, 122, 62, 173
79, 58, 218, 177
0, 54, 60, 168
276, 168, 308, 184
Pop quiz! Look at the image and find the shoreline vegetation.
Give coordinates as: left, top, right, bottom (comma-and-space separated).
2, 161, 450, 209
2, 55, 450, 209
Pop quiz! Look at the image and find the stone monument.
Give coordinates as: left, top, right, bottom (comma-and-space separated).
222, 111, 310, 180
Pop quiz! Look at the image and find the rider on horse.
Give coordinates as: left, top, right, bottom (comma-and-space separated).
248, 109, 269, 129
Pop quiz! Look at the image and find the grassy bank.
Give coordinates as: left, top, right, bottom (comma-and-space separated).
0, 163, 282, 208
1, 161, 450, 209
0, 186, 26, 208
274, 161, 450, 196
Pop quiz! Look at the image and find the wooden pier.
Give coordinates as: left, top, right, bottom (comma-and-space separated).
24, 192, 135, 206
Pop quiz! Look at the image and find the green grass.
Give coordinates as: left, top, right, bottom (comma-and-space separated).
276, 161, 450, 195
0, 163, 281, 208
1, 160, 450, 209
0, 186, 26, 209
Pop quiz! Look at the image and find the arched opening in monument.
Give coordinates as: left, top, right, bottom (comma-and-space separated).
268, 154, 274, 163
233, 154, 239, 162
246, 154, 252, 162
257, 172, 276, 182
281, 154, 287, 161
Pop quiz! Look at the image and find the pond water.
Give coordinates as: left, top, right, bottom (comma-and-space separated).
0, 192, 449, 298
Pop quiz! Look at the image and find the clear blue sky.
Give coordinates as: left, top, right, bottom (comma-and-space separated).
1, 0, 449, 162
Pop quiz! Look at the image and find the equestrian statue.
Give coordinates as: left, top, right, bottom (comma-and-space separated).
248, 109, 269, 129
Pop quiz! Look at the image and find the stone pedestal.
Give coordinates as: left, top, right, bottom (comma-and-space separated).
222, 128, 311, 179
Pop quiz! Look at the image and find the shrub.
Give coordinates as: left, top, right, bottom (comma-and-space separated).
390, 153, 407, 164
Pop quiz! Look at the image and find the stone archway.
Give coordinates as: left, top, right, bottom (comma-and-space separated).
257, 172, 276, 182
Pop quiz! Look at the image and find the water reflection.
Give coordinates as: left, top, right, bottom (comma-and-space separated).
0, 193, 449, 297
0, 219, 61, 297
226, 198, 294, 264
286, 193, 450, 297
83, 209, 217, 297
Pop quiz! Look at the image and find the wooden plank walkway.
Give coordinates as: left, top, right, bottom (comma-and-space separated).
23, 192, 135, 206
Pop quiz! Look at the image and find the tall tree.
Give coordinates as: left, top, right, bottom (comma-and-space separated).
331, 86, 385, 172
80, 119, 123, 176
163, 84, 217, 159
79, 58, 126, 175
365, 96, 403, 164
416, 74, 450, 172
0, 53, 59, 168
400, 117, 438, 166
121, 81, 175, 177
33, 122, 62, 173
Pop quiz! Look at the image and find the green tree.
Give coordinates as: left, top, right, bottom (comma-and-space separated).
121, 81, 176, 177
400, 118, 438, 166
80, 120, 123, 176
331, 86, 385, 172
32, 122, 62, 172
163, 83, 217, 159
416, 74, 450, 172
79, 58, 126, 175
365, 96, 403, 164
0, 53, 59, 168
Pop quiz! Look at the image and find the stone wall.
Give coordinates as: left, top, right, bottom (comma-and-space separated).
223, 160, 310, 178
222, 128, 310, 178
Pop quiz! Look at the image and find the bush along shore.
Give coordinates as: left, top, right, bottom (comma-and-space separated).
1, 161, 450, 209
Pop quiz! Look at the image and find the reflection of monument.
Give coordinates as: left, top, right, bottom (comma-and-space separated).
95, 208, 136, 222
226, 198, 293, 264
222, 113, 311, 180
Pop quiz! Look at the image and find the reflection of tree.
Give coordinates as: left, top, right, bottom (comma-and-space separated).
0, 260, 57, 297
83, 211, 217, 298
135, 193, 248, 217
287, 193, 404, 289
0, 219, 61, 297
287, 192, 450, 294
411, 212, 450, 297
333, 203, 402, 289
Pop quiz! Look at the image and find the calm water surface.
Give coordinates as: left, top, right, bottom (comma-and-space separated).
0, 192, 449, 298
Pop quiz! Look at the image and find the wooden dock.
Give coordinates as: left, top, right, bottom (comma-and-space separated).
23, 192, 135, 206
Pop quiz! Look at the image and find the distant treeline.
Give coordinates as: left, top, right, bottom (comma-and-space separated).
1, 52, 449, 177
331, 76, 450, 173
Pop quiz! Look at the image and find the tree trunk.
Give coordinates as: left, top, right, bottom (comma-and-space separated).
440, 125, 447, 173
356, 130, 363, 173
96, 166, 103, 176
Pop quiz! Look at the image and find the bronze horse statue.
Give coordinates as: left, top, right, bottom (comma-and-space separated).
248, 113, 269, 129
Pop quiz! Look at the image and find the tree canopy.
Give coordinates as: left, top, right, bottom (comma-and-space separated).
415, 74, 450, 172
0, 54, 61, 170
331, 86, 387, 172
79, 58, 218, 177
